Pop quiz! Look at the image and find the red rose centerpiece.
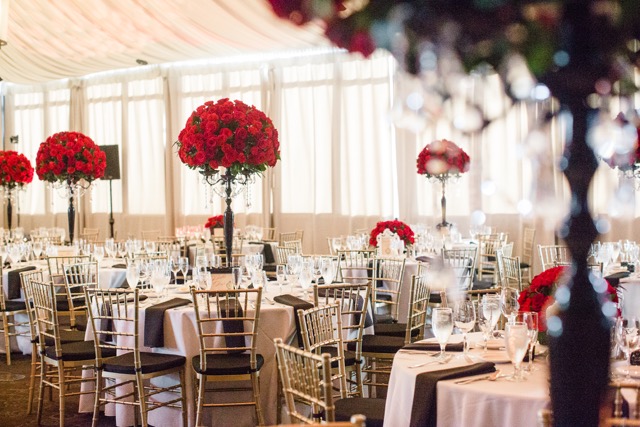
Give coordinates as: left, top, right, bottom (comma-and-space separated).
417, 139, 470, 230
36, 131, 106, 243
518, 266, 619, 342
205, 215, 224, 229
369, 220, 415, 249
0, 151, 34, 229
176, 98, 280, 265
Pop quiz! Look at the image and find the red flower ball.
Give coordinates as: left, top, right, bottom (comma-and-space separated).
417, 139, 470, 178
0, 151, 34, 190
369, 219, 415, 248
176, 98, 280, 178
36, 132, 106, 184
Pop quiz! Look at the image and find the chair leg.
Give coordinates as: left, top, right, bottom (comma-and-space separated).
91, 370, 102, 427
251, 372, 265, 426
136, 375, 149, 427
2, 313, 11, 365
195, 374, 205, 427
27, 349, 38, 414
179, 368, 188, 427
58, 363, 66, 427
36, 360, 46, 425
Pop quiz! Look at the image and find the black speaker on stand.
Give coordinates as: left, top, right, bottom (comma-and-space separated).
100, 145, 121, 239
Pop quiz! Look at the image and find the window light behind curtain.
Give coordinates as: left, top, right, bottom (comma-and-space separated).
2, 49, 637, 250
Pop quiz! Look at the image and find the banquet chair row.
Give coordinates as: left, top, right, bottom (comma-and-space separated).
280, 230, 304, 246
520, 227, 536, 283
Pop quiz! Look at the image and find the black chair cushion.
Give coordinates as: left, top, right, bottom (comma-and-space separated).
2, 300, 26, 312
318, 346, 359, 367
471, 279, 494, 290
335, 397, 386, 427
102, 352, 186, 375
374, 322, 419, 338
55, 295, 71, 312
44, 340, 116, 361
520, 262, 531, 269
351, 335, 404, 354
74, 317, 88, 332
192, 353, 264, 375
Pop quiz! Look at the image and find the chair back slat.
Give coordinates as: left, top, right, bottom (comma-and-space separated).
406, 273, 431, 344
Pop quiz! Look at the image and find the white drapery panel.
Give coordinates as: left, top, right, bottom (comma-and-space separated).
1, 49, 638, 261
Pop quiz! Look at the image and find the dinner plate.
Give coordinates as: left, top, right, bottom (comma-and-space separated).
479, 351, 511, 364
616, 365, 640, 379
486, 339, 504, 350
172, 286, 191, 294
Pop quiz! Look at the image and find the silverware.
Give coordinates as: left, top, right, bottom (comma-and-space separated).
454, 370, 501, 384
409, 354, 453, 368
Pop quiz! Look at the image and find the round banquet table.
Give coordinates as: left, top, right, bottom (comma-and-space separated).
384, 332, 550, 427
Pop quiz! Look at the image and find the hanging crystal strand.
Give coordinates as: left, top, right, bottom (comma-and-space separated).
245, 179, 252, 209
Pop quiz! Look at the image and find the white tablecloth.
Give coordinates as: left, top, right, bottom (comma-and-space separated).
1, 259, 127, 355
384, 333, 549, 427
79, 284, 297, 427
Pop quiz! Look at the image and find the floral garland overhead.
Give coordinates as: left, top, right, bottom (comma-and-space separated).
176, 98, 280, 179
416, 139, 470, 178
0, 151, 34, 190
369, 219, 415, 248
35, 131, 106, 184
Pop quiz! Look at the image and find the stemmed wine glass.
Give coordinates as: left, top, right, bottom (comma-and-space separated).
298, 260, 314, 301
518, 312, 539, 372
93, 245, 105, 265
126, 263, 140, 289
32, 241, 43, 260
232, 266, 244, 289
178, 257, 189, 284
432, 307, 453, 361
170, 255, 181, 286
615, 316, 640, 380
504, 322, 530, 381
276, 265, 286, 294
453, 300, 476, 360
478, 294, 501, 348
501, 287, 520, 325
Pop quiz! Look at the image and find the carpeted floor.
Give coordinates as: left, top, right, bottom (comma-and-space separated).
0, 353, 116, 427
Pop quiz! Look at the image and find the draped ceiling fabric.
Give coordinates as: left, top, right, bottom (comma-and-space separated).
0, 0, 327, 84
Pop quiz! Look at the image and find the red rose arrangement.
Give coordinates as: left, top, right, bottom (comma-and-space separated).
35, 131, 106, 184
205, 215, 224, 229
518, 266, 619, 332
369, 220, 415, 248
176, 98, 280, 178
0, 151, 34, 190
417, 139, 470, 178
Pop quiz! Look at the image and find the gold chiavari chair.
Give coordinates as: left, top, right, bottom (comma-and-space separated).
21, 269, 85, 415
190, 287, 265, 426
31, 280, 109, 427
0, 262, 28, 366
337, 250, 375, 284
81, 228, 100, 243
262, 227, 277, 241
47, 255, 92, 283
275, 245, 298, 265
62, 260, 99, 330
360, 272, 430, 396
476, 235, 505, 282
313, 282, 371, 397
279, 231, 298, 245
283, 239, 303, 254
538, 244, 571, 271
370, 257, 406, 333
520, 227, 536, 283
500, 253, 524, 291
274, 337, 385, 425
84, 288, 187, 427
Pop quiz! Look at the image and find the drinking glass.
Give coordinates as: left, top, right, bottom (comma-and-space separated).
299, 260, 314, 300
232, 266, 244, 289
196, 255, 208, 271
519, 312, 539, 372
276, 265, 286, 294
32, 241, 43, 260
432, 307, 454, 361
104, 238, 116, 259
179, 257, 189, 284
501, 287, 520, 324
209, 254, 221, 269
93, 245, 105, 264
504, 322, 530, 381
453, 300, 476, 357
170, 256, 180, 286
615, 316, 640, 380
126, 263, 140, 289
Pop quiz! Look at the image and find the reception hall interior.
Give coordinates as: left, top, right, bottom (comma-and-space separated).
0, 1, 639, 426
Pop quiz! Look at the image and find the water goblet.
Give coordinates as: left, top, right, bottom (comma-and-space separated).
276, 265, 286, 294
500, 287, 520, 325
505, 322, 530, 381
179, 257, 189, 284
126, 263, 140, 289
518, 312, 539, 372
93, 245, 105, 265
298, 260, 314, 301
232, 266, 244, 289
432, 307, 453, 361
453, 300, 476, 358
32, 241, 43, 260
615, 316, 640, 380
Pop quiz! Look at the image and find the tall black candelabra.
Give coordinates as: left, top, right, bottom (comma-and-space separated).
67, 181, 76, 244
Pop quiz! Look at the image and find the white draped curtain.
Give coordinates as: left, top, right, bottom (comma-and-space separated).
1, 48, 637, 271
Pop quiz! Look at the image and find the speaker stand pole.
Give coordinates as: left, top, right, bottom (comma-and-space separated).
108, 179, 115, 239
